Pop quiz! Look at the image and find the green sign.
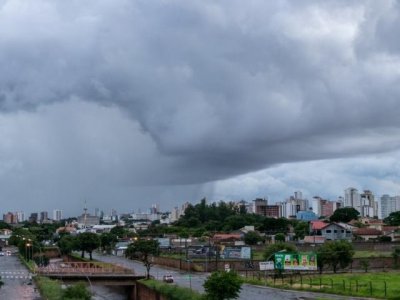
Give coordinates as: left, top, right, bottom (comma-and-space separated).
274, 252, 317, 271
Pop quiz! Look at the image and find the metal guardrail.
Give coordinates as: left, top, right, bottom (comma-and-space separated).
36, 262, 134, 276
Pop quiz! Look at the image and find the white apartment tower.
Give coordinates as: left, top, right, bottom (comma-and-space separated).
16, 211, 25, 223
53, 209, 62, 221
344, 187, 361, 212
360, 190, 378, 217
380, 195, 400, 219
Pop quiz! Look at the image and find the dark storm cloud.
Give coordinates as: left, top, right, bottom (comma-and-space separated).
0, 0, 400, 188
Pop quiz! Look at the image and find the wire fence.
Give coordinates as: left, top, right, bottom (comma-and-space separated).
239, 271, 400, 299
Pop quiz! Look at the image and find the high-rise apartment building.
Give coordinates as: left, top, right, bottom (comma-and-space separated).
40, 211, 48, 223
345, 187, 360, 210
53, 209, 62, 221
360, 190, 378, 217
380, 195, 400, 219
312, 196, 342, 217
29, 213, 38, 223
3, 212, 17, 224
16, 211, 25, 222
252, 198, 268, 215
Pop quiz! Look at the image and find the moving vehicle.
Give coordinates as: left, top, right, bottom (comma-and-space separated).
163, 274, 174, 283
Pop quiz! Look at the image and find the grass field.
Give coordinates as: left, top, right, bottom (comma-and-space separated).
353, 250, 392, 258
243, 272, 400, 299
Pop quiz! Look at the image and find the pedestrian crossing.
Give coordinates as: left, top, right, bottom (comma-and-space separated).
0, 270, 32, 280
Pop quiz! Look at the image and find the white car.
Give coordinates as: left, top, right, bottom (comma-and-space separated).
0, 252, 4, 256
163, 274, 174, 283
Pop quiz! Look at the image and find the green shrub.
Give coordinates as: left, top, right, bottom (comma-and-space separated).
139, 279, 203, 300
63, 282, 91, 300
35, 276, 63, 300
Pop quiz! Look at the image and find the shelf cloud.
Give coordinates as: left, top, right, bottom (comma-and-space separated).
0, 1, 400, 213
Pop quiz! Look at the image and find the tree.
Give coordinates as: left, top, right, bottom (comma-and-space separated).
316, 240, 354, 273
359, 258, 370, 273
274, 233, 286, 242
100, 233, 118, 254
58, 235, 78, 256
293, 221, 309, 240
263, 243, 297, 261
109, 226, 127, 238
392, 247, 400, 268
244, 231, 262, 245
77, 232, 100, 260
384, 211, 400, 226
203, 271, 242, 300
261, 218, 289, 234
125, 239, 159, 279
329, 207, 360, 223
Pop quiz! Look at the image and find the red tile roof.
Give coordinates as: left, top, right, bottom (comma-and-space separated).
354, 228, 382, 235
213, 234, 241, 240
310, 220, 329, 230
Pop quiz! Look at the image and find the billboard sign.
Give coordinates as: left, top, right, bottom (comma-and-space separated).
220, 246, 252, 259
259, 261, 274, 271
274, 253, 317, 271
155, 238, 171, 248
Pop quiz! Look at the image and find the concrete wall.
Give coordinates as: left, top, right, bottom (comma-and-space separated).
135, 282, 168, 300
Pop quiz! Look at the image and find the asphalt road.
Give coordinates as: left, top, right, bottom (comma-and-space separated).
92, 252, 375, 300
0, 247, 41, 300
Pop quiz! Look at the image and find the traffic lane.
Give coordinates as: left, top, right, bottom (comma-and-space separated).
93, 253, 377, 300
0, 248, 41, 300
92, 252, 206, 292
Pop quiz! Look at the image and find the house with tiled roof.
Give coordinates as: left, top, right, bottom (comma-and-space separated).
309, 220, 352, 241
353, 228, 382, 241
212, 233, 242, 244
381, 226, 400, 241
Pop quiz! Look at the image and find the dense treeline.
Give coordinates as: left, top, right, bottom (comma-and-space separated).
141, 198, 307, 239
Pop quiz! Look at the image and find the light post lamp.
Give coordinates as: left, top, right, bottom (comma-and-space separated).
26, 243, 32, 261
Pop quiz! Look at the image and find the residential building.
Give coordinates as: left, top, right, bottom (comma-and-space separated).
380, 194, 400, 219
252, 198, 268, 215
53, 209, 62, 222
40, 211, 48, 223
16, 211, 25, 223
296, 210, 318, 221
3, 212, 17, 224
170, 207, 180, 222
360, 190, 378, 218
265, 205, 281, 218
310, 220, 352, 241
28, 213, 38, 223
345, 187, 360, 211
353, 228, 382, 241
312, 196, 340, 217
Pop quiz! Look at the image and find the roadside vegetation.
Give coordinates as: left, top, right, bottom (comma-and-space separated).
241, 272, 400, 299
35, 277, 91, 300
139, 279, 203, 300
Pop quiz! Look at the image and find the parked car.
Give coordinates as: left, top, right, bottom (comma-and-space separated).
163, 274, 174, 283
0, 252, 4, 256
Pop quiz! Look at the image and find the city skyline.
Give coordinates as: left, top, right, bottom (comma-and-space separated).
0, 2, 400, 215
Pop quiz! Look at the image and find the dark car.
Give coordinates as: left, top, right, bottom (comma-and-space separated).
163, 274, 174, 283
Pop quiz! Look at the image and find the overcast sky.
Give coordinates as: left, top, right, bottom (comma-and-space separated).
1, 0, 400, 217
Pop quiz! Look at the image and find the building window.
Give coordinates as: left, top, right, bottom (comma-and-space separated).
334, 230, 337, 233
326, 230, 332, 233
341, 230, 344, 233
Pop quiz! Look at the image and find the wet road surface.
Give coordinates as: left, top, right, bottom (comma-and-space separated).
0, 248, 41, 300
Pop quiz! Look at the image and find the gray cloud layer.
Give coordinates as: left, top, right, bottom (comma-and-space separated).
0, 1, 400, 213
